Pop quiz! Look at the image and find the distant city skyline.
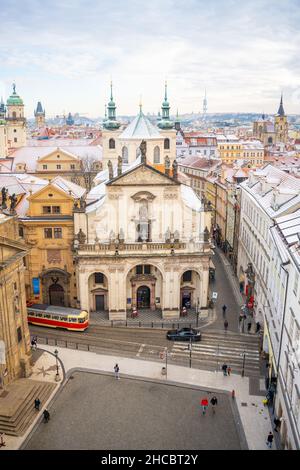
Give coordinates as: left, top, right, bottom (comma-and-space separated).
1, 0, 300, 117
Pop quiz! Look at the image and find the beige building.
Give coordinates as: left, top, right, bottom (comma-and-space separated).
0, 214, 31, 386
74, 151, 212, 320
5, 84, 27, 150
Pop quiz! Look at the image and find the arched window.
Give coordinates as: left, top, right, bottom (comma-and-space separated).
268, 137, 273, 144
122, 146, 128, 163
154, 146, 160, 163
12, 111, 16, 119
109, 138, 115, 149
164, 138, 170, 150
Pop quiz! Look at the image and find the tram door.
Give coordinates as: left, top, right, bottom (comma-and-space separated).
95, 295, 105, 311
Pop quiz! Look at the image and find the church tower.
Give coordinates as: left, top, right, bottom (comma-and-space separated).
34, 101, 45, 128
274, 94, 288, 144
157, 82, 174, 130
0, 97, 8, 157
6, 83, 27, 149
102, 82, 121, 169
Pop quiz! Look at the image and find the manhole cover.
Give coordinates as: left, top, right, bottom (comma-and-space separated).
0, 391, 9, 398
241, 402, 247, 407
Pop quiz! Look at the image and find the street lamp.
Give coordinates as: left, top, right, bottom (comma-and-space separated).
241, 351, 246, 377
54, 349, 60, 382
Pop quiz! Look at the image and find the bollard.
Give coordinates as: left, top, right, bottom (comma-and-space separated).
232, 389, 235, 399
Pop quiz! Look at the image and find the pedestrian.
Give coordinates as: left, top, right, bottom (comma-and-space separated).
31, 337, 37, 350
227, 366, 232, 376
274, 417, 282, 432
247, 322, 252, 333
0, 433, 6, 447
222, 305, 227, 317
34, 398, 41, 410
256, 322, 261, 333
200, 397, 209, 415
224, 319, 228, 332
266, 431, 274, 449
222, 363, 228, 376
114, 363, 120, 380
43, 409, 50, 423
210, 396, 218, 413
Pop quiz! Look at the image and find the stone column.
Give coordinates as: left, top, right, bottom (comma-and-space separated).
78, 268, 89, 311
150, 281, 156, 310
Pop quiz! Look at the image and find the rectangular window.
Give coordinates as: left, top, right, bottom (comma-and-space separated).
43, 165, 47, 170
54, 228, 62, 239
14, 137, 17, 143
70, 164, 75, 170
144, 265, 151, 274
44, 228, 52, 238
183, 271, 192, 282
136, 265, 143, 275
17, 327, 22, 343
43, 206, 51, 214
52, 206, 61, 214
57, 164, 61, 169
94, 273, 104, 284
19, 226, 24, 237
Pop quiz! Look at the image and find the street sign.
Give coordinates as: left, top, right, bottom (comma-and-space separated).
212, 292, 218, 300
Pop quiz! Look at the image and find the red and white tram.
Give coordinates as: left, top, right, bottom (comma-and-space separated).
27, 304, 89, 331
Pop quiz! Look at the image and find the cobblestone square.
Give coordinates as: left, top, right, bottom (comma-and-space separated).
25, 371, 243, 450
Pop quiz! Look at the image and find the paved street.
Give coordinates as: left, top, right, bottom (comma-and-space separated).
25, 371, 243, 450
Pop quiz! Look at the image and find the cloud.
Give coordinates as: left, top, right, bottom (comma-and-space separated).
0, 0, 299, 115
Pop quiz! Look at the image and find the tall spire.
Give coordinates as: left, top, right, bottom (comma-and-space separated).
158, 81, 173, 129
277, 93, 285, 116
103, 81, 120, 130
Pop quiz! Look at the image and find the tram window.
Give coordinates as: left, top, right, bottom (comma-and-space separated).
60, 316, 68, 322
36, 313, 43, 317
44, 314, 52, 319
78, 318, 85, 323
69, 317, 78, 323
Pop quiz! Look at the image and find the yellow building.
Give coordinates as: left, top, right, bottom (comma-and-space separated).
217, 136, 242, 164
0, 214, 31, 386
19, 177, 86, 308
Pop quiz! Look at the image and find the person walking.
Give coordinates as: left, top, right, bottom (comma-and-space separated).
114, 363, 120, 380
222, 305, 227, 317
227, 366, 232, 376
43, 409, 50, 423
210, 396, 218, 414
266, 431, 274, 449
200, 397, 209, 415
256, 322, 261, 334
31, 337, 37, 351
34, 398, 41, 411
247, 322, 252, 333
0, 433, 6, 447
224, 319, 229, 332
222, 363, 228, 376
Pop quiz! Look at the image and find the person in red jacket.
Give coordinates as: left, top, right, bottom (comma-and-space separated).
200, 397, 209, 415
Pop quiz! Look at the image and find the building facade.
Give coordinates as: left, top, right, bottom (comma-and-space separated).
0, 214, 31, 386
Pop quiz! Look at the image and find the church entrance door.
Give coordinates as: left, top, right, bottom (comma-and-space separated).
49, 284, 65, 306
137, 286, 150, 309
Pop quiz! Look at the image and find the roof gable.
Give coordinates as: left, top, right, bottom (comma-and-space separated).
107, 163, 179, 187
38, 148, 79, 163
27, 182, 75, 202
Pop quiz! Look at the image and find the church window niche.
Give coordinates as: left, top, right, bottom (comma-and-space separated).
122, 146, 128, 163
12, 111, 16, 119
109, 138, 115, 149
164, 138, 170, 150
154, 146, 160, 163
136, 200, 151, 242
268, 137, 273, 144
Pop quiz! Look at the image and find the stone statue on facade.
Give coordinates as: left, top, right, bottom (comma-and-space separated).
108, 160, 113, 180
117, 155, 122, 176
9, 193, 17, 213
172, 160, 178, 180
77, 229, 86, 245
79, 195, 86, 210
204, 226, 210, 242
1, 187, 8, 209
140, 140, 147, 164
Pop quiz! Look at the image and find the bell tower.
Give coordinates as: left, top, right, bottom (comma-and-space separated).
6, 83, 27, 148
34, 101, 45, 128
274, 94, 288, 144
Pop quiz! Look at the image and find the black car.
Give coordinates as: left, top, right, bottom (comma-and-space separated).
166, 327, 201, 342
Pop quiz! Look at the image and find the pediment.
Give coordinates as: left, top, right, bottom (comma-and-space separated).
108, 164, 178, 187
28, 183, 73, 201
38, 149, 78, 163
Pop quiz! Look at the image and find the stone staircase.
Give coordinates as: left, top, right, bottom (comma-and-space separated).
0, 379, 56, 436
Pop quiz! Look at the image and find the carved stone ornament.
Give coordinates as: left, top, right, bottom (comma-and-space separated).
77, 229, 86, 244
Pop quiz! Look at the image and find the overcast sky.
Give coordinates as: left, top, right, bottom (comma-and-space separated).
0, 0, 299, 117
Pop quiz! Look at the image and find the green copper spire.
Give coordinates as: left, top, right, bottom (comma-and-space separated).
103, 81, 120, 130
7, 83, 24, 106
158, 81, 173, 130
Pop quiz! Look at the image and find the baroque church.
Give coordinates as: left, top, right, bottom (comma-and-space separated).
0, 83, 27, 158
73, 85, 212, 320
252, 95, 288, 146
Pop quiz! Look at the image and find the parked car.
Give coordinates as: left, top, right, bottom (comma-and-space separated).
166, 327, 201, 342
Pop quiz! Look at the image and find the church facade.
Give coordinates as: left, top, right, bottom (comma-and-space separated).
74, 137, 212, 320
253, 95, 288, 146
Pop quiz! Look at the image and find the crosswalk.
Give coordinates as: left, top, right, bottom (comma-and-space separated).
169, 330, 261, 377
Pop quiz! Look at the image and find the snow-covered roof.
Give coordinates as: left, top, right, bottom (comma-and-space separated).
118, 111, 162, 140
181, 184, 202, 212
